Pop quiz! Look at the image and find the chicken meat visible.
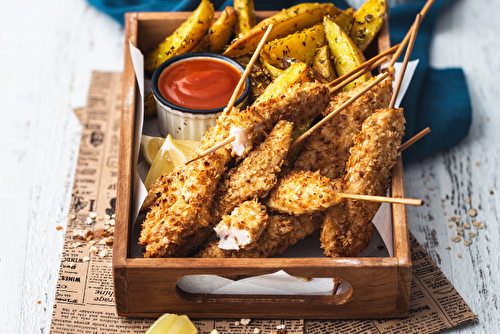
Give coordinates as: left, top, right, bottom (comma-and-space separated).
215, 199, 269, 250
139, 81, 330, 257
197, 213, 322, 258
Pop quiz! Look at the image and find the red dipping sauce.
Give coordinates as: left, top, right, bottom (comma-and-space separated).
158, 58, 243, 110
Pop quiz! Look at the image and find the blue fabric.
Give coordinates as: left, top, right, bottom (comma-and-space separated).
387, 0, 472, 163
88, 0, 471, 164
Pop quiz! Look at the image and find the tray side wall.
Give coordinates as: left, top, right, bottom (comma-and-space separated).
114, 12, 139, 316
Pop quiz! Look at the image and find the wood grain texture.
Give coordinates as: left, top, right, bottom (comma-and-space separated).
0, 0, 498, 332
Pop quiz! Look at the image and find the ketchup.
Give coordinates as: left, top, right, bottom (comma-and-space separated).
158, 58, 243, 110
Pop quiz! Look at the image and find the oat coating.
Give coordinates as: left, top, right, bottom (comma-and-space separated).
166, 120, 293, 256
139, 81, 329, 257
265, 170, 343, 216
197, 213, 322, 258
215, 199, 269, 250
214, 120, 293, 221
142, 80, 329, 212
321, 108, 405, 257
294, 72, 393, 180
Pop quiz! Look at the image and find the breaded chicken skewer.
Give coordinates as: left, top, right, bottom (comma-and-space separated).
294, 71, 393, 180
321, 108, 406, 257
174, 120, 294, 256
215, 199, 268, 250
199, 109, 410, 258
197, 213, 322, 258
139, 81, 330, 258
214, 120, 293, 221
265, 170, 343, 215
265, 168, 420, 216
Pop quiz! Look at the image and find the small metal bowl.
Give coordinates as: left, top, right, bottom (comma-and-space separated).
151, 52, 250, 141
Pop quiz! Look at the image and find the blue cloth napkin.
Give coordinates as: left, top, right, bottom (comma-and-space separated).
88, 0, 471, 164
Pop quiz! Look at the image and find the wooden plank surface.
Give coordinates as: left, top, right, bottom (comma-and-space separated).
0, 0, 498, 333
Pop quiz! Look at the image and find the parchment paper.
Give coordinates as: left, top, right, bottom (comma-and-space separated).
49, 71, 476, 334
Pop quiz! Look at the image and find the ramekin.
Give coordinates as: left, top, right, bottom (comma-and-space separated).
151, 52, 250, 141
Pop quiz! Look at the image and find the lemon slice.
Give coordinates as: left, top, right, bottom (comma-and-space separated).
144, 135, 200, 187
145, 313, 197, 334
171, 138, 200, 160
141, 135, 166, 165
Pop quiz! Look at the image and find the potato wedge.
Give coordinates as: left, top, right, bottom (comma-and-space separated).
254, 62, 313, 105
234, 0, 257, 37
333, 7, 354, 34
280, 57, 328, 84
195, 6, 237, 53
349, 0, 387, 52
261, 59, 284, 79
260, 24, 326, 69
234, 55, 271, 100
311, 45, 335, 82
144, 92, 156, 117
224, 3, 341, 57
324, 16, 370, 91
144, 0, 214, 73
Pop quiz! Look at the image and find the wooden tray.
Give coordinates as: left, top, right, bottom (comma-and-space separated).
114, 10, 412, 319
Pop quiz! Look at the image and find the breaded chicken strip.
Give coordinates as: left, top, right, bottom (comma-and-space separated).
321, 108, 405, 257
214, 120, 293, 220
173, 120, 293, 256
142, 81, 329, 211
294, 71, 393, 180
215, 199, 268, 250
197, 213, 322, 258
140, 81, 329, 257
265, 170, 343, 216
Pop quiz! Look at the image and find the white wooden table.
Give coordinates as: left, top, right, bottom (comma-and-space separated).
0, 0, 498, 333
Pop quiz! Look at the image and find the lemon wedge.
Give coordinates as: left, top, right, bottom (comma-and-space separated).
141, 135, 166, 165
145, 313, 197, 334
144, 134, 200, 187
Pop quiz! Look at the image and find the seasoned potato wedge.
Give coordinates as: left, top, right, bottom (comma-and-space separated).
224, 3, 341, 57
144, 92, 156, 117
261, 59, 284, 79
324, 16, 370, 91
349, 0, 387, 52
234, 0, 257, 37
311, 45, 335, 82
260, 24, 326, 69
195, 6, 237, 53
234, 55, 271, 100
254, 62, 313, 104
333, 7, 354, 34
144, 0, 214, 73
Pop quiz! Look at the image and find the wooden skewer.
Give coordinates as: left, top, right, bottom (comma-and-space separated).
329, 0, 434, 89
340, 193, 423, 206
389, 0, 435, 67
186, 135, 235, 164
328, 43, 399, 88
291, 70, 391, 150
389, 13, 422, 108
420, 0, 436, 19
330, 55, 390, 94
188, 0, 436, 164
224, 23, 274, 112
186, 24, 274, 164
397, 127, 431, 153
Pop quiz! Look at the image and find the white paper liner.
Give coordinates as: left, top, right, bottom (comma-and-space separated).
176, 231, 384, 296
